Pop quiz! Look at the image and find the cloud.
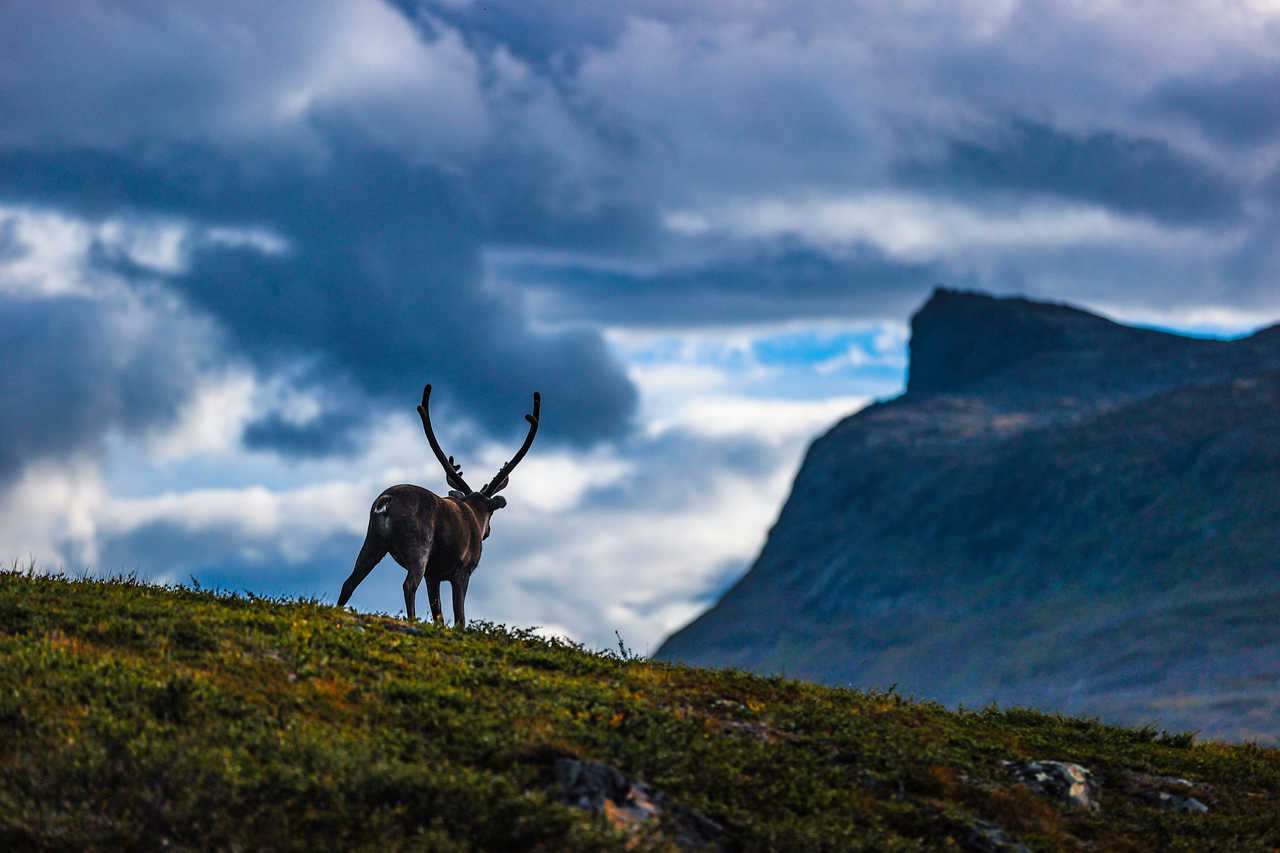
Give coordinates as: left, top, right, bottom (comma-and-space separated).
3, 1, 1277, 343
0, 289, 213, 481
1150, 67, 1280, 148
612, 320, 914, 414
646, 396, 870, 446
242, 411, 363, 458
0, 1, 639, 468
0, 459, 107, 569
897, 119, 1244, 225
503, 244, 943, 326
144, 372, 258, 461
664, 193, 1239, 260
99, 526, 365, 597
0, 0, 489, 160
0, 144, 638, 464
470, 420, 833, 652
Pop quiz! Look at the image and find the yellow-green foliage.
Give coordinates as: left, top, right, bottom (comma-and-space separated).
0, 571, 1277, 851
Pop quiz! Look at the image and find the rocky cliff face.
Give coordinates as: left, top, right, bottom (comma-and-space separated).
656, 289, 1280, 743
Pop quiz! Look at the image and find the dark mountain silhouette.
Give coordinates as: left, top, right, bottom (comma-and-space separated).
657, 289, 1280, 744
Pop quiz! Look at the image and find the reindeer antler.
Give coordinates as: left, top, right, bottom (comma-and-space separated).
417, 384, 474, 494
481, 391, 540, 497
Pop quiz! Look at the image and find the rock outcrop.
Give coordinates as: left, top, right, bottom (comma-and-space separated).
657, 289, 1280, 744
1005, 760, 1100, 812
553, 757, 726, 849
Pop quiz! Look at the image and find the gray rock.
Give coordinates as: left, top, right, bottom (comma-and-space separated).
553, 758, 725, 849
1128, 770, 1211, 812
964, 819, 1031, 852
1147, 790, 1209, 813
1005, 760, 1101, 812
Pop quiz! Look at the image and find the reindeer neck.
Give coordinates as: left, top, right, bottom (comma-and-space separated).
452, 493, 492, 526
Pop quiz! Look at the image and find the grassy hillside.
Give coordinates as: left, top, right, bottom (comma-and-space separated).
1, 571, 1278, 851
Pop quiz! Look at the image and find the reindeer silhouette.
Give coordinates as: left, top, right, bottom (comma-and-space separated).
337, 384, 539, 627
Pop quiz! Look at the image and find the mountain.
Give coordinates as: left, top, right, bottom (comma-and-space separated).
657, 289, 1280, 744
5, 572, 1280, 851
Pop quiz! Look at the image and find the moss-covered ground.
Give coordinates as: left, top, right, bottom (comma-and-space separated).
1, 571, 1277, 851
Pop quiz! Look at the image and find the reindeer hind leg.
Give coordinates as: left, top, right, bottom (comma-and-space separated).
338, 522, 387, 608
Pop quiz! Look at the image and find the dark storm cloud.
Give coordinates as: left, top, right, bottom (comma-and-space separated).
505, 244, 944, 326
96, 520, 363, 596
0, 0, 637, 470
1, 0, 1277, 482
0, 142, 638, 460
898, 119, 1243, 225
241, 411, 362, 457
397, 0, 624, 67
0, 293, 190, 480
1150, 68, 1280, 147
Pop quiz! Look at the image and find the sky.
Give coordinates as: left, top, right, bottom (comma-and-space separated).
2, 0, 1278, 654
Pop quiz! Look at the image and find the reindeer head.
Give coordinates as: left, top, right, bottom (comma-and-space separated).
417, 384, 540, 536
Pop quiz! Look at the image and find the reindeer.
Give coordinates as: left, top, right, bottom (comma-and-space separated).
337, 384, 540, 627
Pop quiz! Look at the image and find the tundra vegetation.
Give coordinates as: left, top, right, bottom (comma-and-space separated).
1, 570, 1278, 851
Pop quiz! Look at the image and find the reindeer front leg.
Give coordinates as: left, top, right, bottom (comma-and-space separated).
450, 573, 470, 629
427, 579, 444, 624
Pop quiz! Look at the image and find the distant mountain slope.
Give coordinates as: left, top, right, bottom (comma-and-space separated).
657, 289, 1280, 744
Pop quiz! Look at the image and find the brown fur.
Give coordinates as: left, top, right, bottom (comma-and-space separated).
338, 484, 497, 626
335, 384, 538, 627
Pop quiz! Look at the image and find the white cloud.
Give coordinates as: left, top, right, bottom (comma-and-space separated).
648, 395, 869, 444
665, 194, 1244, 261
0, 204, 292, 299
625, 363, 731, 395
814, 346, 873, 374
98, 219, 189, 274
203, 227, 290, 256
571, 17, 895, 199
469, 449, 634, 514
0, 459, 107, 569
1083, 300, 1280, 339
270, 2, 490, 162
0, 206, 137, 298
144, 372, 258, 462
95, 477, 382, 570
529, 623, 580, 644
476, 453, 803, 654
1, 1, 491, 164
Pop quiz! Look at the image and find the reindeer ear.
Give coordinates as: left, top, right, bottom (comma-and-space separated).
448, 489, 468, 500
489, 496, 507, 510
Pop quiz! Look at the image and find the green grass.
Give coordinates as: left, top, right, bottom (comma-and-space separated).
1, 571, 1277, 851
